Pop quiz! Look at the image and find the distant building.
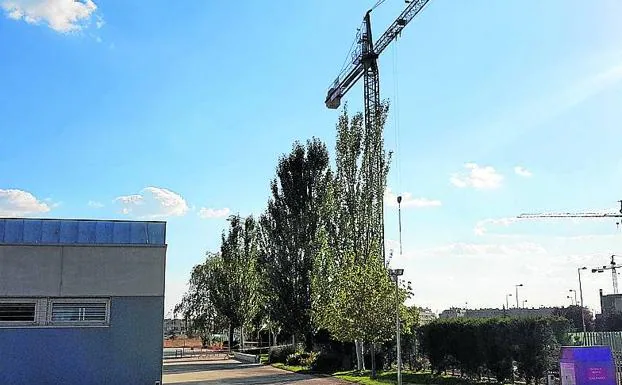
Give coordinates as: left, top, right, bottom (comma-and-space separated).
0, 218, 167, 385
599, 289, 622, 317
164, 318, 187, 337
439, 306, 555, 319
439, 307, 466, 319
417, 307, 437, 325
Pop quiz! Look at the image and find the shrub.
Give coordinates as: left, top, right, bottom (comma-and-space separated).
301, 351, 318, 367
286, 352, 302, 366
286, 351, 316, 366
268, 345, 295, 364
309, 351, 343, 373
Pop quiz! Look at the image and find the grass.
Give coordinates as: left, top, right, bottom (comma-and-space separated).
268, 361, 487, 385
334, 370, 495, 385
271, 363, 309, 373
269, 364, 474, 385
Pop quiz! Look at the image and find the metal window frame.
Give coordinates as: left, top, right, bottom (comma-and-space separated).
0, 298, 39, 327
47, 298, 111, 327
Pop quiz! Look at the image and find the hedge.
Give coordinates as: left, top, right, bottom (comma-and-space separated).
418, 317, 571, 384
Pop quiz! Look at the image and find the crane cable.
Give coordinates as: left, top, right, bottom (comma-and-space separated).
392, 37, 402, 195
371, 0, 388, 11
334, 21, 365, 85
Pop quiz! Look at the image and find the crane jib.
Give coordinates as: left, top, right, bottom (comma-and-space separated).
324, 0, 432, 107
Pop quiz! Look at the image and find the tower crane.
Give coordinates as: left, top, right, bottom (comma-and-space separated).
325, 0, 432, 262
518, 200, 622, 293
517, 200, 622, 224
591, 255, 622, 294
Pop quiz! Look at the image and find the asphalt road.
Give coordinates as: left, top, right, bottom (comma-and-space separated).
162, 358, 348, 385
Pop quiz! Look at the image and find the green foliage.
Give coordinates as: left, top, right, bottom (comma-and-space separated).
552, 306, 595, 332
310, 351, 345, 373
178, 103, 407, 380
419, 317, 570, 384
312, 102, 397, 379
174, 254, 228, 339
176, 215, 261, 349
268, 345, 296, 364
285, 351, 318, 366
259, 138, 332, 347
315, 254, 407, 344
596, 313, 622, 331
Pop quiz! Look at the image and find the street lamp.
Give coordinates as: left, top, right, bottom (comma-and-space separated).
566, 295, 575, 306
522, 299, 528, 308
577, 266, 587, 339
389, 268, 404, 385
569, 289, 578, 306
515, 284, 524, 308
505, 293, 513, 310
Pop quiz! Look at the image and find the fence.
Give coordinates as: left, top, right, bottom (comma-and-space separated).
569, 332, 622, 384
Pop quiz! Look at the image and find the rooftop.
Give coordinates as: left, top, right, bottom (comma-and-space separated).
0, 218, 166, 246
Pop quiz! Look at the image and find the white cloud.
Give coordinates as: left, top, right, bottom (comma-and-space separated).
87, 200, 104, 208
198, 207, 231, 219
1, 0, 99, 33
450, 163, 503, 190
420, 241, 547, 257
384, 188, 441, 208
514, 166, 533, 177
115, 187, 189, 219
0, 188, 51, 217
474, 217, 518, 235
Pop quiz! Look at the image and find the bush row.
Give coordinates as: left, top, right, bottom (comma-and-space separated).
267, 345, 347, 373
418, 317, 571, 384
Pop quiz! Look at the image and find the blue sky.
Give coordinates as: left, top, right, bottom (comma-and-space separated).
1, 0, 622, 315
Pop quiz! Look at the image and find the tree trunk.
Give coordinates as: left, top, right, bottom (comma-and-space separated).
355, 340, 364, 370
305, 331, 313, 352
241, 327, 245, 352
228, 324, 234, 353
371, 342, 377, 378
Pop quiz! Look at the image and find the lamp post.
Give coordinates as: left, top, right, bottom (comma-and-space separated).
566, 295, 575, 306
515, 284, 524, 308
389, 268, 404, 385
505, 293, 513, 310
569, 289, 578, 306
522, 299, 528, 308
577, 266, 587, 339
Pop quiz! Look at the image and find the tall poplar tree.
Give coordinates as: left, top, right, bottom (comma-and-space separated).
259, 138, 332, 350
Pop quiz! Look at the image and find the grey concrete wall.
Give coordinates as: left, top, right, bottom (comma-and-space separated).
0, 245, 165, 297
0, 296, 164, 385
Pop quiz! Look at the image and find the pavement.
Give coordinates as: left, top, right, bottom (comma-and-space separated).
162, 358, 349, 385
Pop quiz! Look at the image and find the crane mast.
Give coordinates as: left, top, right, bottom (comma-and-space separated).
325, 0, 432, 264
592, 255, 622, 294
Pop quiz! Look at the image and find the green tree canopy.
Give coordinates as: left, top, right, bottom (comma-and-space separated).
259, 138, 332, 348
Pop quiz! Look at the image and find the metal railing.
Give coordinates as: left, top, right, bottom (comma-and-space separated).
569, 332, 622, 385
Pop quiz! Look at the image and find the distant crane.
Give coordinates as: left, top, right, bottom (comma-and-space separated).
325, 0, 432, 262
518, 200, 622, 293
592, 255, 622, 294
517, 200, 622, 221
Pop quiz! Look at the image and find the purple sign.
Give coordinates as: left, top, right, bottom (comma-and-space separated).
560, 346, 617, 385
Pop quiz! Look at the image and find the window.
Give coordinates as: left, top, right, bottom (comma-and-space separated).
0, 298, 110, 327
48, 299, 110, 325
0, 302, 36, 322
51, 303, 107, 322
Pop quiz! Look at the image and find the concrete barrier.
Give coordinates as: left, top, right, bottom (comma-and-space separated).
233, 351, 259, 364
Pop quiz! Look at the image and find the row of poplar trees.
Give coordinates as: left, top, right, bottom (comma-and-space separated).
176, 103, 413, 376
